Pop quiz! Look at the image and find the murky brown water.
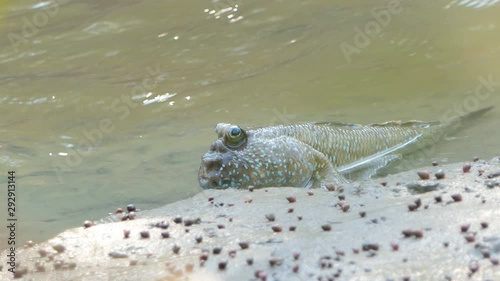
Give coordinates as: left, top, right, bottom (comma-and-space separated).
0, 0, 499, 249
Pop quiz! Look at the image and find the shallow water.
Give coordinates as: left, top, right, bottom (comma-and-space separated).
0, 0, 499, 249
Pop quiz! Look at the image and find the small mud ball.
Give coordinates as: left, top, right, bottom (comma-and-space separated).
417, 170, 430, 180
126, 204, 136, 212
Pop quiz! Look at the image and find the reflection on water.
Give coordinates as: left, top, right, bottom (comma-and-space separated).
0, 0, 499, 249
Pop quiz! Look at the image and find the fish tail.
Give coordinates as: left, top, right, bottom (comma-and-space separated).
441, 105, 493, 131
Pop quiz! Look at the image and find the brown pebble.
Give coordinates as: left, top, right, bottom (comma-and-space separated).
228, 250, 237, 258
435, 169, 445, 180
200, 253, 209, 261
451, 193, 462, 202
359, 211, 366, 218
325, 183, 336, 191
460, 224, 470, 233
217, 224, 225, 229
52, 244, 65, 253
473, 156, 479, 162
341, 204, 350, 212
173, 216, 182, 224
481, 249, 490, 258
417, 170, 430, 180
390, 242, 399, 251
443, 242, 449, 247
408, 203, 418, 212
432, 161, 438, 166
265, 214, 275, 222
293, 252, 300, 260
239, 241, 249, 249
464, 233, 475, 243
213, 247, 223, 254
83, 220, 94, 228
115, 208, 123, 214
140, 231, 150, 239
491, 258, 499, 265
229, 217, 233, 222
161, 231, 170, 239
286, 196, 296, 203
469, 260, 479, 274
272, 225, 283, 232
413, 229, 424, 238
307, 191, 314, 196
245, 198, 253, 203
402, 229, 413, 238
185, 263, 194, 272
289, 226, 296, 231
172, 244, 181, 254
297, 216, 303, 221
127, 204, 136, 212
248, 186, 254, 192
269, 257, 284, 267
292, 264, 299, 273
434, 195, 442, 203
246, 258, 254, 265
208, 197, 214, 202
362, 243, 379, 251
338, 194, 345, 200
480, 222, 489, 229
402, 277, 410, 281
380, 181, 387, 186
288, 208, 294, 213
218, 261, 227, 270
321, 224, 332, 231
463, 163, 471, 173
195, 235, 202, 243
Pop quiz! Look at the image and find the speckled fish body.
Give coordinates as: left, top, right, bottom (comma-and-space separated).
198, 107, 492, 189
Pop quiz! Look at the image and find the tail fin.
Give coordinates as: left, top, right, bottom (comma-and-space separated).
442, 105, 493, 132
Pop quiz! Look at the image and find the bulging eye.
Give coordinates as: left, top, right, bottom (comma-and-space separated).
229, 127, 241, 138
224, 125, 246, 148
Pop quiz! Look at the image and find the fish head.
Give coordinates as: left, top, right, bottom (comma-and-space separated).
198, 123, 315, 189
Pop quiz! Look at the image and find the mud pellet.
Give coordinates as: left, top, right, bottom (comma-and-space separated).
490, 258, 499, 265
217, 224, 225, 229
288, 208, 294, 213
272, 225, 283, 232
413, 230, 424, 238
321, 224, 332, 231
140, 231, 150, 239
380, 182, 387, 186
195, 235, 202, 243
228, 250, 236, 258
460, 224, 471, 233
464, 234, 475, 243
451, 193, 462, 202
391, 242, 399, 251
248, 186, 254, 192
408, 203, 418, 212
286, 196, 296, 203
126, 204, 136, 212
338, 194, 345, 200
432, 161, 438, 166
123, 230, 130, 239
463, 163, 471, 173
359, 211, 366, 218
265, 214, 275, 222
161, 231, 170, 239
246, 258, 254, 265
435, 169, 445, 180
473, 156, 479, 162
115, 208, 123, 214
342, 204, 350, 212
173, 216, 182, 224
200, 253, 209, 261
307, 191, 314, 196
480, 222, 488, 229
402, 229, 413, 238
289, 226, 296, 231
325, 183, 336, 191
269, 257, 284, 267
293, 252, 300, 260
172, 244, 180, 254
417, 170, 430, 180
469, 260, 479, 274
83, 220, 94, 228
481, 249, 490, 258
213, 247, 222, 254
434, 195, 442, 203
443, 242, 449, 247
239, 241, 249, 249
353, 248, 359, 254
297, 216, 303, 221
218, 261, 227, 270
292, 264, 299, 273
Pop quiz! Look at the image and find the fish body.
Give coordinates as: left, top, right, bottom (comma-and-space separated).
198, 107, 492, 189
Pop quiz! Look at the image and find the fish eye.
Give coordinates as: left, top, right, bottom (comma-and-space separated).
224, 125, 246, 148
229, 127, 241, 138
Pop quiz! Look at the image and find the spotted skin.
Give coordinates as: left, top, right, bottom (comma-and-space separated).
198, 107, 492, 189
